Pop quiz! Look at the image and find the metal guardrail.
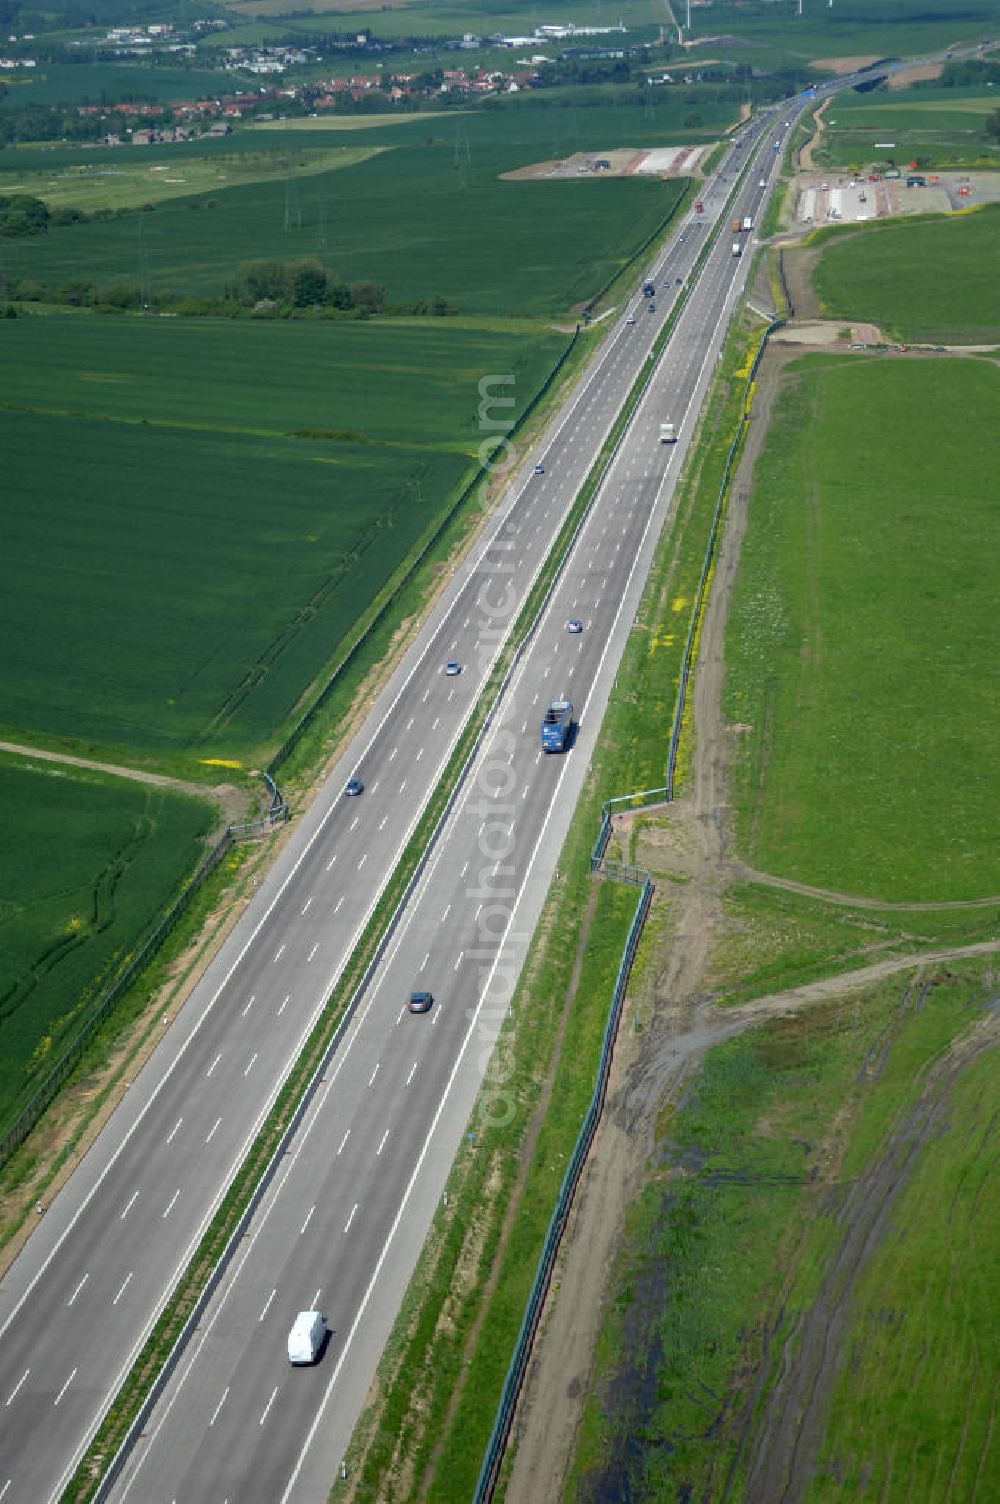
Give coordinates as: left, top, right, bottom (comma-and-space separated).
776, 246, 795, 318
473, 872, 653, 1504
90, 257, 688, 1501
475, 286, 788, 1502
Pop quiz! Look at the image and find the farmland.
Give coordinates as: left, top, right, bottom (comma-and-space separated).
0, 63, 229, 110
809, 1022, 999, 1501
812, 202, 1000, 342
677, 0, 1000, 68
724, 353, 999, 902
813, 86, 1000, 171
224, 0, 667, 38
0, 752, 213, 1136
0, 87, 701, 1159
1, 111, 695, 315
1, 315, 566, 765
0, 143, 383, 214
570, 962, 999, 1504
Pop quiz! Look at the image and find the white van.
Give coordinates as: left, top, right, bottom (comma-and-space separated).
287, 1310, 326, 1365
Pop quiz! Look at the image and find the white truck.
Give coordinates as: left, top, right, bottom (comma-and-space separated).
660, 421, 677, 443
742, 215, 754, 232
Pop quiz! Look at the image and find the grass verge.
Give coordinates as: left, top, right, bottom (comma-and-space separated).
326, 317, 769, 1500
708, 882, 1000, 1006
723, 350, 1000, 901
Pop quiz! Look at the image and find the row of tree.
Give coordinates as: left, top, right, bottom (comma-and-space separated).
7, 258, 458, 319
229, 259, 385, 312
0, 193, 88, 236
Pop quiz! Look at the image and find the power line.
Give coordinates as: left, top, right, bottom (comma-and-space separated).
284, 172, 302, 231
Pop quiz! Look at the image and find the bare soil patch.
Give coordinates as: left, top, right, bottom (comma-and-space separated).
888, 60, 944, 88
797, 97, 829, 173
809, 54, 883, 75
501, 145, 704, 182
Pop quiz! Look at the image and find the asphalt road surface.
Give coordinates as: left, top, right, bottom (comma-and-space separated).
0, 109, 786, 1504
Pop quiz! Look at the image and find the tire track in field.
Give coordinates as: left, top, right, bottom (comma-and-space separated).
728, 861, 1000, 913
0, 739, 247, 818
737, 1002, 1000, 1504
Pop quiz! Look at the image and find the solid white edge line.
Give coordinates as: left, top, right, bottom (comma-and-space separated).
279, 212, 749, 1499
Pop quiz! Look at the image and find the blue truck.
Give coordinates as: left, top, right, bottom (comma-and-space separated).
541, 698, 573, 753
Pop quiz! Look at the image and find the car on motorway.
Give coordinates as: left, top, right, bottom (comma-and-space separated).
445, 660, 462, 676
567, 618, 583, 634
675, 277, 683, 285
648, 301, 656, 313
626, 313, 636, 325
344, 778, 364, 797
408, 990, 433, 1014
759, 178, 766, 187
533, 462, 544, 475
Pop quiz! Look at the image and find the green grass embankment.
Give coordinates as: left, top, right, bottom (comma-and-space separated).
709, 883, 1000, 1006
568, 958, 999, 1502
724, 352, 1000, 902
811, 201, 1000, 343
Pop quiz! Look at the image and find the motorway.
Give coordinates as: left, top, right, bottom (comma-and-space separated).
0, 111, 782, 1504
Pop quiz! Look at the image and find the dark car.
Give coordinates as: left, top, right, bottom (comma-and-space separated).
344, 778, 364, 797
567, 619, 583, 634
408, 990, 433, 1014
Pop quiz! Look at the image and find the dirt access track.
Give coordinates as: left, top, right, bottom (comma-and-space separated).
503, 335, 1000, 1499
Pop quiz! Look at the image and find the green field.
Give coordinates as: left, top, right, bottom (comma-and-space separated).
708, 881, 999, 1007
1, 315, 565, 764
0, 753, 213, 1135
810, 1028, 999, 1500
570, 962, 998, 1503
0, 143, 382, 213
0, 107, 699, 315
812, 202, 1000, 342
683, 0, 1000, 66
817, 86, 1000, 170
0, 63, 230, 110
724, 354, 999, 903
223, 0, 666, 41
